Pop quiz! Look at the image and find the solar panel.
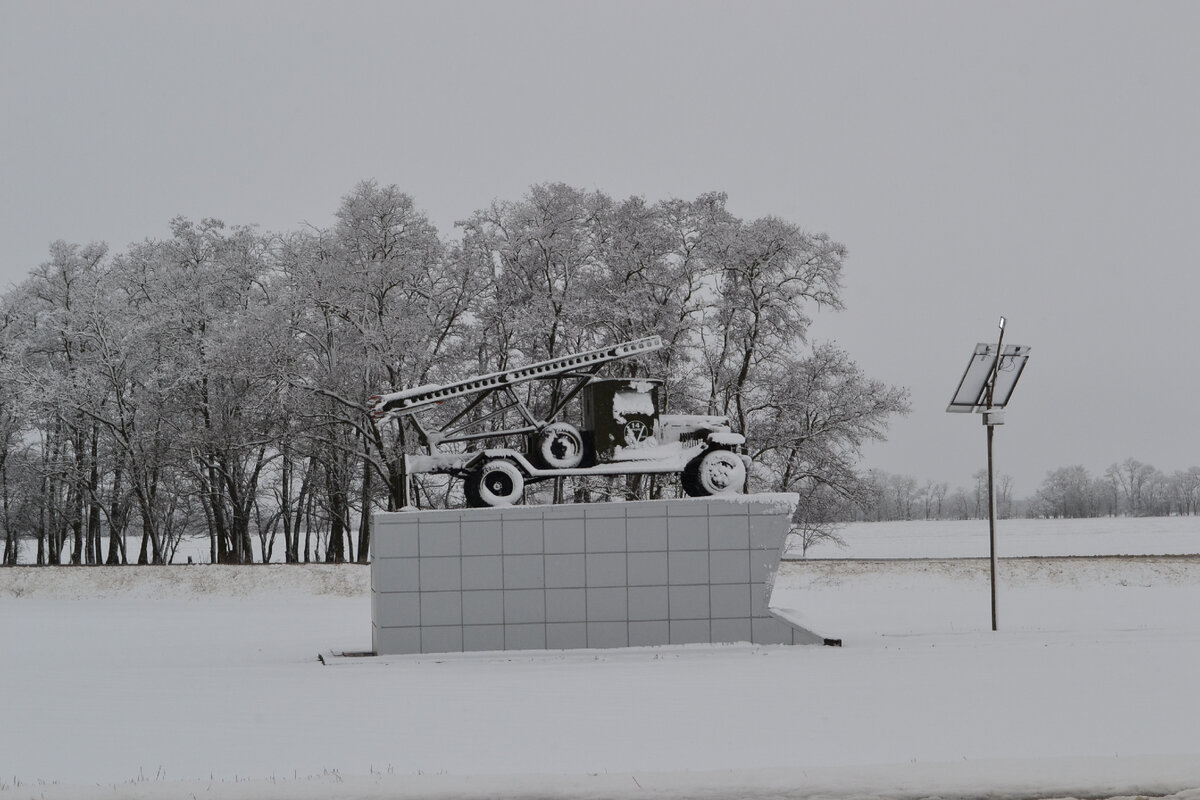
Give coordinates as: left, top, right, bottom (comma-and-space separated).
947, 343, 1031, 413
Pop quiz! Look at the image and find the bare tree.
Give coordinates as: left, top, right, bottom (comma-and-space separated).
1106, 458, 1159, 516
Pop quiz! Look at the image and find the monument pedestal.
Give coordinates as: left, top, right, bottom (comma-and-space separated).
371, 494, 819, 655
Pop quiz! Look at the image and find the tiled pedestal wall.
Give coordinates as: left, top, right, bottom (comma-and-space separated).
371, 494, 813, 655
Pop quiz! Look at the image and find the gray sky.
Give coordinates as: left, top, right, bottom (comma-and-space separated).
3, 1, 1197, 497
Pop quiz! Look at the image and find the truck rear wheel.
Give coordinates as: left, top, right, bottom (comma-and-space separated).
681, 449, 746, 497
466, 459, 525, 507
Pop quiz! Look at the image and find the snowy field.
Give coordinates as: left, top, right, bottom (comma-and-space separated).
792, 515, 1200, 559
2, 517, 1200, 800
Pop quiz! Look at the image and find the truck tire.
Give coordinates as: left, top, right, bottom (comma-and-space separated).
467, 459, 525, 507
534, 422, 585, 469
681, 448, 746, 497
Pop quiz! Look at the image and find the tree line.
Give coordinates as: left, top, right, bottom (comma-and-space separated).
844, 458, 1200, 523
0, 181, 909, 566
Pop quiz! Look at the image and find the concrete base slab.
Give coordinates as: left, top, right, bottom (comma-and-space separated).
371, 494, 810, 655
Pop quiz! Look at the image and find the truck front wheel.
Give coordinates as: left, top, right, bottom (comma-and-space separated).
681, 449, 746, 497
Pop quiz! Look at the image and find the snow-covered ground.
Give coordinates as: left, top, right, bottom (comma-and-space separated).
2, 517, 1199, 799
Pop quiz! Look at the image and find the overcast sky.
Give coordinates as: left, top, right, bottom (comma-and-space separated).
2, 1, 1197, 497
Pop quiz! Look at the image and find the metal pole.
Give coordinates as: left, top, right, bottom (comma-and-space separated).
987, 421, 998, 631
985, 316, 1006, 632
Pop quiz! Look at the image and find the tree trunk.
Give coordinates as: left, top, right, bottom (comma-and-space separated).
326, 458, 350, 563
138, 519, 151, 565
303, 489, 314, 564
205, 462, 233, 563
1, 454, 15, 566
70, 488, 84, 566
106, 462, 127, 565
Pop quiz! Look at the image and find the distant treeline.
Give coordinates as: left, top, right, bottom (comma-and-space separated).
847, 459, 1200, 522
0, 181, 909, 566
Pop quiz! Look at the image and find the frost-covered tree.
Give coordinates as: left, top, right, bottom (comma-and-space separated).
13, 240, 116, 564
699, 214, 845, 434
110, 218, 280, 564
750, 344, 909, 501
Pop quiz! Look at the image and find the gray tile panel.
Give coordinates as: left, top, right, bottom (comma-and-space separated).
374, 625, 421, 655
626, 552, 667, 586
751, 583, 773, 617
667, 516, 707, 551
668, 550, 709, 585
626, 516, 667, 551
749, 514, 787, 549
586, 587, 628, 622
546, 622, 588, 650
708, 515, 750, 550
711, 617, 753, 644
461, 555, 504, 590
544, 519, 585, 553
462, 590, 505, 625
545, 588, 587, 623
504, 589, 546, 624
628, 586, 668, 621
709, 550, 751, 584
670, 619, 711, 644
586, 552, 626, 587
421, 625, 463, 653
666, 500, 709, 517
461, 520, 502, 555
587, 621, 628, 649
372, 517, 418, 558
376, 592, 421, 627
545, 553, 585, 588
502, 520, 543, 554
420, 591, 462, 627
710, 583, 752, 619
371, 557, 420, 592
628, 620, 669, 646
668, 585, 709, 620
584, 517, 626, 552
419, 557, 462, 591
505, 623, 547, 650
707, 500, 750, 516
503, 554, 544, 589
582, 503, 627, 518
625, 500, 667, 517
419, 522, 461, 556
750, 550, 781, 584
463, 624, 505, 652
500, 507, 545, 521
542, 504, 587, 520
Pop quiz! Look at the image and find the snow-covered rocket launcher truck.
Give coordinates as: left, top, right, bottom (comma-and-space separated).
367, 336, 751, 508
